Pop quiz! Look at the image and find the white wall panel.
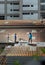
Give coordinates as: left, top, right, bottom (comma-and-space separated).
0, 4, 4, 14
23, 13, 38, 20
23, 0, 38, 10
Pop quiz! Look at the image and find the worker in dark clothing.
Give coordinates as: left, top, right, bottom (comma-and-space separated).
14, 33, 17, 43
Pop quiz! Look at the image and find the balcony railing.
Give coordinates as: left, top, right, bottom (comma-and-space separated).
0, 45, 45, 56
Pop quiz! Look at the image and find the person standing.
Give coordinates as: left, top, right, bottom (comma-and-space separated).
14, 33, 17, 43
8, 33, 9, 42
29, 33, 32, 44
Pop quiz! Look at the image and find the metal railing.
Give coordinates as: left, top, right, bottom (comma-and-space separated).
0, 46, 43, 56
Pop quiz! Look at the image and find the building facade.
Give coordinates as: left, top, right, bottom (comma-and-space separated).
0, 0, 45, 20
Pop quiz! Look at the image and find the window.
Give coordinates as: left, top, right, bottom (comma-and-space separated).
0, 16, 5, 20
10, 9, 12, 11
10, 16, 12, 17
13, 16, 16, 17
41, 13, 45, 18
13, 3, 19, 5
10, 15, 19, 17
10, 2, 19, 5
13, 15, 19, 17
40, 0, 45, 2
10, 3, 12, 5
31, 12, 33, 15
31, 5, 33, 7
23, 5, 30, 7
10, 9, 19, 11
13, 9, 19, 11
40, 5, 45, 10
23, 13, 30, 15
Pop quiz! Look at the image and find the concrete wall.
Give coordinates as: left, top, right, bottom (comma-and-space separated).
23, 0, 38, 20
7, 0, 19, 1
0, 4, 4, 14
6, 56, 45, 65
23, 0, 38, 10
0, 0, 39, 20
23, 13, 38, 20
7, 4, 20, 14
0, 0, 4, 1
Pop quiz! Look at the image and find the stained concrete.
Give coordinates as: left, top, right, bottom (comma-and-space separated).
6, 56, 45, 65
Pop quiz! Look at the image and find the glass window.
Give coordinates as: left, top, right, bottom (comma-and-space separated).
10, 16, 12, 17
31, 5, 33, 7
40, 0, 45, 2
23, 5, 30, 7
10, 9, 13, 11
41, 13, 45, 18
13, 15, 19, 17
13, 9, 19, 11
10, 15, 19, 17
10, 2, 19, 5
0, 16, 5, 20
40, 5, 45, 10
23, 13, 30, 15
31, 12, 33, 15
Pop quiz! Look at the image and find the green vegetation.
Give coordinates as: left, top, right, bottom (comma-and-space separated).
41, 48, 45, 53
0, 47, 4, 54
33, 47, 45, 60
32, 53, 40, 60
13, 60, 21, 65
